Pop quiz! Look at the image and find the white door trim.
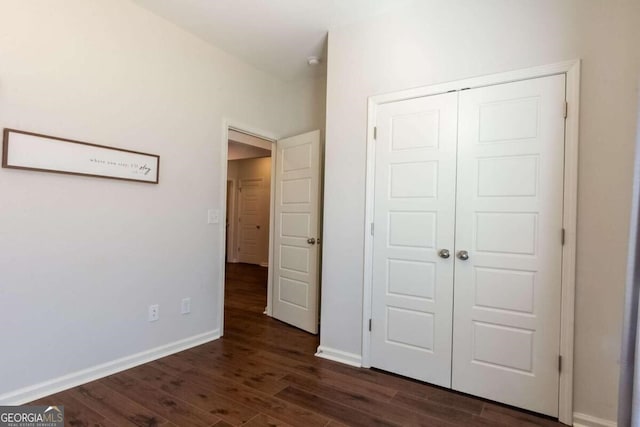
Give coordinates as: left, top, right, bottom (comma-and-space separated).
265, 151, 277, 315
226, 179, 237, 263
219, 119, 277, 335
362, 60, 580, 425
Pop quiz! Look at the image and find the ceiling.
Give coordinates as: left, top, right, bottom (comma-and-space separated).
228, 129, 272, 161
228, 141, 271, 161
132, 0, 413, 81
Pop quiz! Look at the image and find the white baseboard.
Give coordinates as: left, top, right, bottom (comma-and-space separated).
573, 412, 617, 427
315, 346, 362, 368
0, 329, 220, 405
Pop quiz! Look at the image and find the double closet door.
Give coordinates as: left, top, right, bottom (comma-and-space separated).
369, 74, 566, 417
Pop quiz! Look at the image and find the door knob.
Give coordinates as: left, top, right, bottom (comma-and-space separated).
307, 238, 316, 245
438, 249, 450, 259
457, 250, 469, 260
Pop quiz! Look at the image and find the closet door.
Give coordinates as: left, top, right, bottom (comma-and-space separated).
452, 75, 566, 416
370, 92, 458, 387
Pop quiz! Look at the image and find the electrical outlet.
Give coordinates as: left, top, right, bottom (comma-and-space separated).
181, 298, 191, 314
207, 209, 219, 224
148, 304, 159, 322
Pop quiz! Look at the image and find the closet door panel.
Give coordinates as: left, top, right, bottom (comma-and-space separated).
370, 92, 458, 387
452, 75, 566, 416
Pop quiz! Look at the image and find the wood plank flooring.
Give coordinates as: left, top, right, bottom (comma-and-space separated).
30, 263, 565, 426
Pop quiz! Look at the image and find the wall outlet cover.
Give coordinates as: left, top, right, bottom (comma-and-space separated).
207, 209, 220, 224
148, 304, 159, 322
181, 298, 191, 314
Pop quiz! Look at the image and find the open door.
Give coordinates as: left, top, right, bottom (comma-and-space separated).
272, 130, 321, 334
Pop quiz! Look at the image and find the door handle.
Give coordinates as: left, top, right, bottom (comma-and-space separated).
438, 249, 450, 259
457, 250, 469, 261
307, 238, 316, 245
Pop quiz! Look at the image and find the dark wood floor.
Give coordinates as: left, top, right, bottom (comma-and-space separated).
31, 263, 565, 426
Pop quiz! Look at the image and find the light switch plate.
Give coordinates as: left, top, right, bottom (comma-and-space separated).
181, 297, 191, 314
207, 209, 219, 224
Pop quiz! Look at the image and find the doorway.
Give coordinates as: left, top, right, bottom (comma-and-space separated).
225, 128, 273, 323
226, 133, 272, 267
220, 124, 323, 337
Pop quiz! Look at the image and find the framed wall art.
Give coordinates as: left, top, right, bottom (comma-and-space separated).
2, 128, 160, 183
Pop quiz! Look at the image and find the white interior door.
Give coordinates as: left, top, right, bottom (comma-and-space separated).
272, 130, 321, 334
451, 75, 566, 416
370, 93, 458, 386
237, 178, 262, 265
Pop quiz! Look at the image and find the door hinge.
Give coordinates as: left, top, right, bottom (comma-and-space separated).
558, 355, 562, 372
561, 228, 565, 245
368, 319, 372, 331
370, 222, 374, 236
373, 127, 377, 140
564, 101, 568, 119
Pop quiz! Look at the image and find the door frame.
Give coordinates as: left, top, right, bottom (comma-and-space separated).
226, 179, 237, 262
219, 119, 278, 336
361, 60, 580, 425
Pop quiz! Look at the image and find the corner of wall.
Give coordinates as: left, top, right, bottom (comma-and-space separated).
315, 345, 362, 368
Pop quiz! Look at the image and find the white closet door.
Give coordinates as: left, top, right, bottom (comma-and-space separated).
452, 75, 566, 416
370, 93, 458, 387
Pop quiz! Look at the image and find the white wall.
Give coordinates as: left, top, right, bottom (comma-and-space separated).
283, 76, 327, 138
320, 0, 640, 423
0, 0, 323, 401
227, 157, 272, 265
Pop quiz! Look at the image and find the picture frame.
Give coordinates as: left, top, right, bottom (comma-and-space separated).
2, 128, 160, 184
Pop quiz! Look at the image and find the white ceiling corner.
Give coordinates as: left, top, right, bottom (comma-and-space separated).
131, 0, 414, 81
